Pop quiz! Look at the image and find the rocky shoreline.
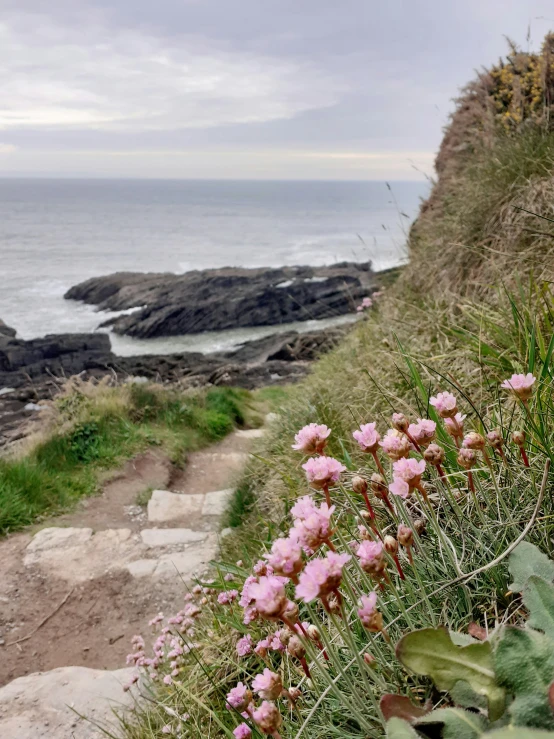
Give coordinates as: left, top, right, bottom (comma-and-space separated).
64, 261, 375, 338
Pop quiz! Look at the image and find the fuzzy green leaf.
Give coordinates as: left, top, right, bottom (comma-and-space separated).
385, 717, 420, 738
415, 707, 488, 738
508, 542, 554, 593
494, 626, 554, 730
484, 728, 554, 737
524, 576, 554, 639
450, 680, 488, 710
396, 627, 506, 721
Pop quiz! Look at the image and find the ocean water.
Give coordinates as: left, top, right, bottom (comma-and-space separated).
0, 179, 428, 355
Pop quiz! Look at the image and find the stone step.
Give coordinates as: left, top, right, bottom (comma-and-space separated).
140, 528, 207, 548
0, 665, 135, 738
147, 488, 233, 523
126, 535, 218, 581
235, 428, 265, 439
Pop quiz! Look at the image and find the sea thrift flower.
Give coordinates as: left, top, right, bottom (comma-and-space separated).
226, 683, 253, 712
353, 422, 381, 452
218, 590, 239, 605
290, 495, 318, 520
393, 457, 426, 487
291, 501, 335, 552
430, 391, 458, 418
295, 551, 351, 603
444, 412, 466, 443
357, 592, 385, 634
253, 560, 269, 576
224, 573, 235, 582
423, 443, 445, 465
302, 456, 346, 489
380, 429, 412, 460
407, 419, 436, 448
463, 432, 486, 451
501, 373, 536, 401
370, 472, 394, 512
255, 637, 271, 658
357, 540, 386, 578
357, 296, 373, 311
236, 635, 253, 657
397, 524, 414, 563
252, 701, 283, 735
234, 724, 252, 739
266, 537, 304, 580
252, 669, 283, 700
161, 726, 172, 735
512, 430, 529, 466
292, 423, 331, 454
249, 576, 289, 620
487, 429, 504, 450
392, 413, 409, 432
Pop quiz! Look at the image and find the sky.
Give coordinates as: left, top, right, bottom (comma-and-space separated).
1, 1, 553, 180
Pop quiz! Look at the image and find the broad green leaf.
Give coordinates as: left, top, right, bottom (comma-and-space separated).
380, 694, 429, 722
386, 717, 420, 738
485, 728, 554, 738
508, 542, 554, 593
396, 627, 505, 721
524, 576, 554, 639
450, 680, 488, 710
451, 631, 478, 646
415, 707, 487, 738
494, 626, 554, 730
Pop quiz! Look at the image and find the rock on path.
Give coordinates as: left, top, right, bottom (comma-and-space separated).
0, 428, 264, 738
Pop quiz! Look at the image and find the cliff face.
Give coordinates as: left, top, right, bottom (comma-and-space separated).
406, 32, 554, 297
65, 262, 375, 339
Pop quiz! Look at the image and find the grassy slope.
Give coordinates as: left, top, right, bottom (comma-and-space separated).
113, 35, 554, 739
0, 381, 254, 535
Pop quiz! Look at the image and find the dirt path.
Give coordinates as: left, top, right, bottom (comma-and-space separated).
0, 428, 263, 736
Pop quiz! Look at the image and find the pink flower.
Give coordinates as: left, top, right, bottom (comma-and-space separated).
236, 635, 253, 657
252, 701, 283, 734
388, 477, 410, 499
379, 429, 412, 460
292, 423, 331, 454
457, 448, 476, 470
357, 592, 384, 632
269, 630, 286, 652
430, 391, 458, 418
302, 456, 346, 489
444, 412, 466, 440
362, 297, 373, 308
239, 576, 257, 608
290, 495, 318, 520
357, 540, 386, 577
266, 537, 304, 578
252, 668, 283, 700
249, 576, 288, 620
224, 573, 235, 582
392, 457, 426, 486
161, 726, 172, 735
501, 373, 536, 401
226, 683, 252, 711
353, 422, 381, 453
295, 551, 351, 603
290, 501, 335, 552
407, 419, 436, 447
233, 724, 252, 739
218, 590, 239, 605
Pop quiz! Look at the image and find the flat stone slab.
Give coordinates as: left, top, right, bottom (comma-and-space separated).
140, 528, 207, 548
202, 489, 233, 516
147, 490, 204, 523
24, 527, 141, 583
235, 428, 265, 439
0, 665, 135, 738
126, 537, 218, 581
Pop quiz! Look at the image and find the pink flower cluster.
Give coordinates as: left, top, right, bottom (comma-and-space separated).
292, 423, 331, 454
302, 455, 346, 489
296, 550, 351, 603
389, 458, 426, 499
353, 422, 380, 453
501, 373, 536, 401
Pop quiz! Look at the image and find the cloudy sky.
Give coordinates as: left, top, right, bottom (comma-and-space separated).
1, 1, 553, 179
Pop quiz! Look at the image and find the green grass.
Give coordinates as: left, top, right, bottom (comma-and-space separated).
0, 384, 251, 535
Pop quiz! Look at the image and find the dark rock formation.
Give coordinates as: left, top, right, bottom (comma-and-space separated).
0, 320, 16, 338
65, 262, 374, 338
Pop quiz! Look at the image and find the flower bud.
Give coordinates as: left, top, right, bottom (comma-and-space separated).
512, 430, 526, 446
283, 600, 299, 624
307, 624, 320, 641
363, 652, 375, 665
463, 432, 486, 451
236, 560, 243, 567
287, 635, 306, 659
370, 473, 388, 499
352, 475, 368, 496
360, 509, 373, 521
392, 413, 409, 432
486, 429, 503, 449
279, 627, 294, 646
423, 443, 445, 465
358, 524, 371, 540
413, 518, 426, 536
288, 686, 302, 703
397, 524, 413, 548
200, 597, 208, 605
457, 448, 476, 470
384, 535, 398, 554
253, 701, 282, 734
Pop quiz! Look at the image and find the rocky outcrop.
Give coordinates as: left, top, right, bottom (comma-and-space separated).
65, 262, 374, 338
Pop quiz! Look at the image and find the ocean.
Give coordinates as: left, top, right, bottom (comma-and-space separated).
0, 179, 428, 355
